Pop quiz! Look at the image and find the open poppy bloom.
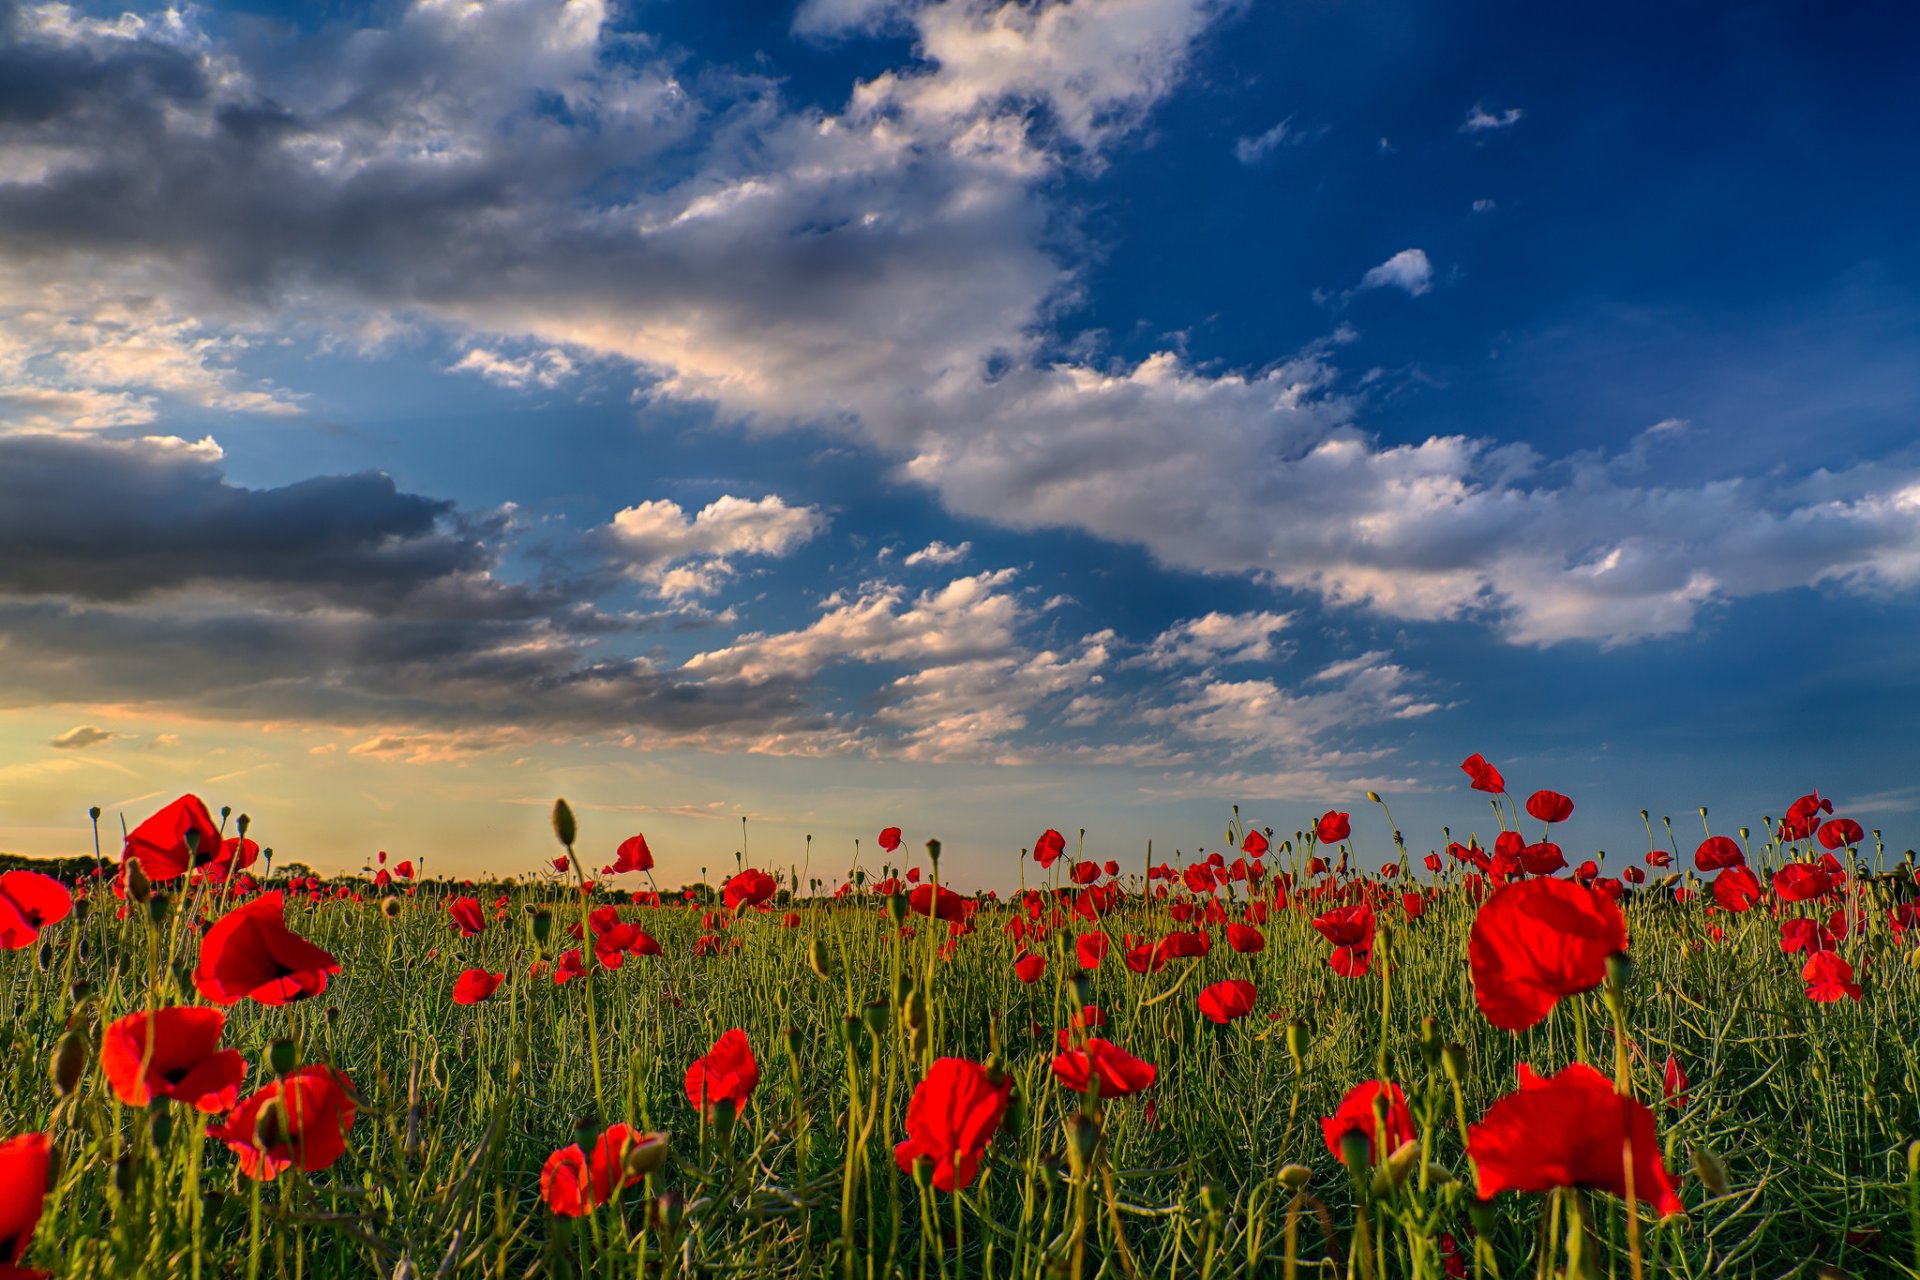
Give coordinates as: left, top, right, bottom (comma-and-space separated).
541, 1124, 666, 1215
0, 1132, 50, 1277
446, 896, 486, 936
909, 883, 968, 922
1321, 1080, 1416, 1163
0, 873, 72, 951
685, 1028, 759, 1117
894, 1058, 1014, 1192
1316, 811, 1351, 844
1013, 952, 1046, 984
1710, 866, 1762, 913
1801, 951, 1863, 1003
1468, 1062, 1683, 1218
1468, 878, 1626, 1031
194, 892, 341, 1006
1816, 818, 1864, 850
722, 869, 777, 912
101, 1007, 247, 1113
1032, 828, 1067, 868
1524, 790, 1574, 825
877, 826, 903, 853
122, 794, 223, 882
1226, 922, 1265, 953
1076, 932, 1109, 967
1050, 1038, 1157, 1098
453, 969, 506, 1004
211, 1066, 357, 1181
611, 834, 654, 873
1196, 979, 1256, 1024
1694, 836, 1744, 871
1519, 842, 1565, 876
1460, 753, 1506, 794
1771, 863, 1832, 903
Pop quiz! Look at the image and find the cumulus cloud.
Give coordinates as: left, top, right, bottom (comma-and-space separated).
903, 539, 971, 566
50, 724, 114, 749
1140, 610, 1292, 667
1357, 248, 1433, 297
605, 495, 826, 597
449, 347, 577, 389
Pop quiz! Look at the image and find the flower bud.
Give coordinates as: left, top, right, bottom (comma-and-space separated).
624, 1132, 671, 1180
148, 1101, 174, 1149
1284, 1019, 1308, 1069
884, 893, 908, 927
147, 892, 169, 924
530, 909, 553, 945
1691, 1146, 1730, 1199
1370, 1139, 1420, 1198
381, 896, 402, 919
268, 1037, 298, 1076
113, 1152, 136, 1197
51, 1029, 88, 1097
1069, 970, 1093, 1007
253, 1100, 287, 1150
1440, 1043, 1468, 1083
807, 938, 832, 979
1278, 1164, 1311, 1190
36, 941, 53, 972
126, 859, 152, 903
861, 999, 890, 1035
551, 798, 577, 849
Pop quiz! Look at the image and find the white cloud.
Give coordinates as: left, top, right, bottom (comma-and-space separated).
50, 724, 115, 750
903, 539, 972, 566
1357, 248, 1433, 297
1233, 116, 1325, 165
1461, 104, 1524, 133
1140, 610, 1292, 667
607, 495, 826, 597
449, 347, 576, 389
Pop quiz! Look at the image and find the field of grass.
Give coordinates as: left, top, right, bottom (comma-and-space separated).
2, 780, 1917, 1280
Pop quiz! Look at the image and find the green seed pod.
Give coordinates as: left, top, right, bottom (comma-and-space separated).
861, 999, 890, 1035
884, 893, 908, 926
268, 1037, 298, 1076
530, 909, 553, 945
51, 1029, 88, 1097
551, 798, 577, 849
807, 938, 832, 979
1284, 1019, 1308, 1069
1441, 1043, 1468, 1083
147, 892, 169, 924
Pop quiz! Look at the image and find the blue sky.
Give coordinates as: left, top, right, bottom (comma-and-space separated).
0, 0, 1915, 884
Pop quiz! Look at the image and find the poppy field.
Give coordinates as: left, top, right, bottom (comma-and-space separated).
1, 756, 1916, 1279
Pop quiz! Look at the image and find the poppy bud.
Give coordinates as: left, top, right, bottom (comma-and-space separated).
90, 805, 102, 820
862, 999, 890, 1035
891, 971, 913, 1007
381, 896, 401, 918
551, 799, 577, 849
325, 1005, 341, 1024
126, 859, 152, 903
1370, 1139, 1420, 1198
1468, 1199, 1498, 1238
1417, 1016, 1440, 1066
1278, 1164, 1311, 1190
1605, 952, 1633, 992
1002, 1092, 1027, 1136
1069, 970, 1093, 1006
1691, 1146, 1730, 1199
807, 938, 832, 979
183, 826, 204, 865
531, 909, 553, 945
113, 1152, 136, 1196
1366, 790, 1382, 803
268, 1037, 298, 1076
904, 987, 927, 1032
1065, 1112, 1101, 1170
1338, 1131, 1372, 1186
36, 940, 53, 972
148, 1102, 174, 1149
147, 892, 169, 923
926, 838, 942, 864
838, 1014, 861, 1046
51, 1029, 88, 1096
253, 1100, 288, 1150
1285, 1019, 1308, 1070
73, 898, 89, 921
1440, 1043, 1468, 1083
625, 1132, 671, 1180
649, 1192, 685, 1235
70, 979, 92, 1003
885, 893, 908, 926
781, 1025, 802, 1062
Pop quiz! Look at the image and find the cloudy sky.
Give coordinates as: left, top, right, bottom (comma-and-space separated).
1, 0, 1916, 884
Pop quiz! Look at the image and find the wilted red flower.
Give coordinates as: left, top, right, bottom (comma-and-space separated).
542, 1124, 663, 1216
447, 897, 486, 937
453, 969, 505, 1005
722, 870, 777, 912
101, 1007, 246, 1113
194, 892, 341, 1007
1467, 1062, 1683, 1218
1817, 819, 1864, 850
685, 1028, 759, 1117
1196, 979, 1256, 1025
1771, 862, 1832, 903
1524, 790, 1574, 825
1468, 878, 1626, 1031
1321, 1081, 1415, 1163
1710, 866, 1763, 913
1662, 1055, 1689, 1110
1013, 953, 1046, 984
0, 872, 72, 951
0, 1132, 50, 1274
909, 883, 968, 922
1802, 951, 1862, 1003
211, 1066, 357, 1181
1460, 753, 1507, 794
123, 795, 222, 882
1225, 922, 1265, 953
1694, 836, 1743, 871
1033, 829, 1066, 869
1050, 1038, 1157, 1098
1316, 811, 1351, 844
894, 1058, 1014, 1192
612, 834, 654, 874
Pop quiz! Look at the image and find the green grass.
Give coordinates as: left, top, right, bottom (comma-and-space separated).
3, 813, 1918, 1280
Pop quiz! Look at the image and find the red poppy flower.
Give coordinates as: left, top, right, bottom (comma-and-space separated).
1316, 811, 1351, 844
1033, 829, 1066, 869
1524, 790, 1574, 825
1710, 866, 1762, 913
1196, 979, 1256, 1024
101, 1007, 246, 1113
1424, 852, 1444, 874
553, 949, 586, 984
1662, 1055, 1689, 1110
1401, 892, 1427, 920
541, 1124, 662, 1216
1050, 1038, 1157, 1098
0, 1132, 50, 1272
1013, 953, 1046, 984
1076, 932, 1108, 968
194, 892, 341, 1007
685, 1028, 759, 1117
211, 1066, 357, 1181
1312, 903, 1375, 950
1694, 836, 1743, 871
1802, 951, 1862, 1003
395, 860, 414, 879
909, 883, 968, 923
1226, 922, 1265, 953
0, 872, 72, 951
722, 869, 777, 911
1320, 1081, 1416, 1163
1622, 866, 1645, 885
1068, 860, 1100, 886
894, 1058, 1014, 1192
1461, 753, 1506, 794
1519, 842, 1565, 876
446, 897, 486, 937
123, 795, 223, 882
612, 835, 654, 874
1329, 945, 1372, 977
1816, 819, 1863, 850
1467, 1062, 1683, 1218
1771, 862, 1832, 903
1241, 830, 1270, 857
1779, 792, 1834, 841
204, 836, 260, 882
1645, 849, 1673, 868
1468, 878, 1626, 1031
453, 969, 505, 1004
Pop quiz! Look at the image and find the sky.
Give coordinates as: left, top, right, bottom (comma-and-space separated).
1, 0, 1917, 887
